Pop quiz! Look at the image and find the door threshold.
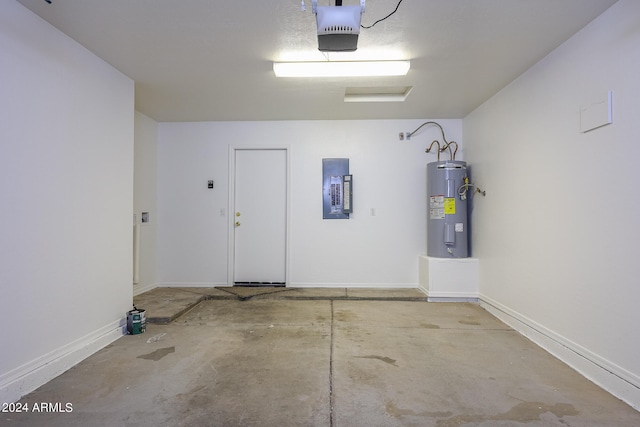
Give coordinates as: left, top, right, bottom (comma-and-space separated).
234, 282, 286, 287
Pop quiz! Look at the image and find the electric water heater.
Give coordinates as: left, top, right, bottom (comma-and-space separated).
427, 160, 469, 258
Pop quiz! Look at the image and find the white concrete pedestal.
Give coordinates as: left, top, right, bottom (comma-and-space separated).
418, 255, 479, 302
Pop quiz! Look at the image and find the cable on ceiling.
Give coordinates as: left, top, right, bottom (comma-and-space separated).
361, 0, 404, 29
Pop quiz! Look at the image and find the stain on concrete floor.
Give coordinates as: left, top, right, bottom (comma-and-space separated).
435, 401, 579, 426
136, 346, 175, 361
355, 355, 398, 367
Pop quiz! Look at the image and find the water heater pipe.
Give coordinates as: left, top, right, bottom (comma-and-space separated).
425, 140, 441, 161
441, 141, 458, 160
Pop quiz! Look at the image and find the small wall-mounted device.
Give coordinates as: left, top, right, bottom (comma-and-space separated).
207, 180, 214, 189
312, 0, 365, 52
141, 212, 149, 223
580, 90, 612, 133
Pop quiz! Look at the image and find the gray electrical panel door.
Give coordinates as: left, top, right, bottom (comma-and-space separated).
322, 158, 350, 219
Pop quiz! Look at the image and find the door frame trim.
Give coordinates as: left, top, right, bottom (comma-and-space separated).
227, 146, 291, 286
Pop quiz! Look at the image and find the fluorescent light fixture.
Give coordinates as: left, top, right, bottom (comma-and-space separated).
273, 60, 410, 77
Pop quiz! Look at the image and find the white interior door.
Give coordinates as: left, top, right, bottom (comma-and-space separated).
233, 149, 287, 284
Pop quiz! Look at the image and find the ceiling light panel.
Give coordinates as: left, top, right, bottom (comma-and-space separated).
273, 60, 410, 78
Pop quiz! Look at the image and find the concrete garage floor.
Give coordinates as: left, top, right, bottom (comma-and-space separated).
5, 288, 640, 426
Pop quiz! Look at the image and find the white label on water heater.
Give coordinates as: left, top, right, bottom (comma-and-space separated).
455, 223, 464, 232
429, 195, 445, 219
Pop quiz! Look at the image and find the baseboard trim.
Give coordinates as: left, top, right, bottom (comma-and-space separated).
155, 282, 418, 289
133, 281, 159, 296
155, 282, 227, 288
479, 294, 640, 410
427, 296, 479, 303
418, 283, 479, 302
290, 282, 418, 289
0, 319, 125, 403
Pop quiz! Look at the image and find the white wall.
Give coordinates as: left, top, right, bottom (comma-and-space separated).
463, 0, 640, 408
134, 111, 159, 295
157, 120, 462, 287
0, 2, 134, 402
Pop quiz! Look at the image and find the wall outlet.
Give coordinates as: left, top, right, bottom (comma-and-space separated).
399, 132, 412, 141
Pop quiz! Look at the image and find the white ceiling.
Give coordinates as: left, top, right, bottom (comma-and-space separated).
17, 0, 617, 122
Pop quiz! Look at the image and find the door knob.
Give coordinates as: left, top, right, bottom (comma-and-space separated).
235, 221, 241, 227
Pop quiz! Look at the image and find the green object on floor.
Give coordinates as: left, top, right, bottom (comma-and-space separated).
127, 307, 146, 335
